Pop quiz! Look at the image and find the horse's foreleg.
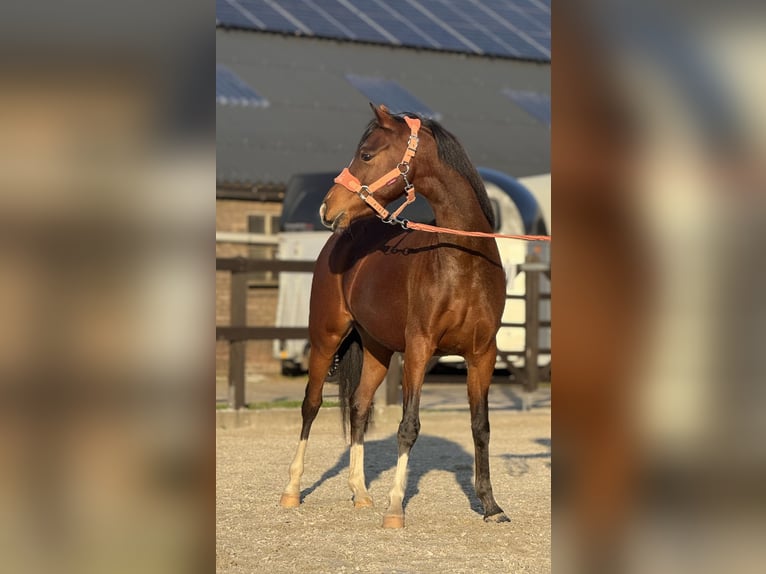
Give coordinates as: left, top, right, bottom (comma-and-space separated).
348, 343, 391, 508
279, 346, 337, 508
383, 341, 431, 528
467, 345, 509, 522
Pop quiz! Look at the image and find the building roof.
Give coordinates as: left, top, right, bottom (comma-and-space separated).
216, 0, 550, 62
216, 5, 550, 186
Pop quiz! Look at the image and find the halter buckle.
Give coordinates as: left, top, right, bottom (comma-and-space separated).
357, 185, 371, 201
397, 162, 410, 176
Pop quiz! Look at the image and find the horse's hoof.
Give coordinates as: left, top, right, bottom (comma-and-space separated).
484, 511, 510, 523
354, 497, 374, 508
279, 493, 301, 508
382, 514, 405, 529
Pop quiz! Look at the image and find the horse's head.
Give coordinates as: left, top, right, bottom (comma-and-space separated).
320, 104, 424, 231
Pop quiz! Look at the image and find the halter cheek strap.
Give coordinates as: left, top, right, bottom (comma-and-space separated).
333, 116, 421, 222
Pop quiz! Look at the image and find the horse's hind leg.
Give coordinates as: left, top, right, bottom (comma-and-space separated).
466, 345, 509, 522
348, 341, 392, 508
279, 338, 343, 508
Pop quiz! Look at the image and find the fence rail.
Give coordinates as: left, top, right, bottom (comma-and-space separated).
216, 255, 549, 409
216, 257, 315, 273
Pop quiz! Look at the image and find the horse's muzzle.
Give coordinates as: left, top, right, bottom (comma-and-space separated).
319, 202, 344, 231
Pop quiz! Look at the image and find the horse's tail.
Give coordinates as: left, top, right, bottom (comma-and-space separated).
337, 328, 369, 439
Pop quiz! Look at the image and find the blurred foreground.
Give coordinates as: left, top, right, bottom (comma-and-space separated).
0, 2, 212, 573
554, 2, 766, 573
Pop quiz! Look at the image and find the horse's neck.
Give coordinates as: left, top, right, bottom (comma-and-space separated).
420, 177, 492, 233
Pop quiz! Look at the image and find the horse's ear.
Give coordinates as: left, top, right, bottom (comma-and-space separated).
370, 103, 394, 126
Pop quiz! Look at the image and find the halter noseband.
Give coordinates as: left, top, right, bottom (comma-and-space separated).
333, 116, 421, 224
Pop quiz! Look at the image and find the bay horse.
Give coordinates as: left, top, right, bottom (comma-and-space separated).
279, 104, 509, 528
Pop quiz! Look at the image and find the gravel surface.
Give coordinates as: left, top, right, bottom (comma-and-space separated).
217, 403, 550, 573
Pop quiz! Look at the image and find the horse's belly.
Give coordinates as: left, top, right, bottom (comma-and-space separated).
347, 300, 408, 352
345, 273, 409, 352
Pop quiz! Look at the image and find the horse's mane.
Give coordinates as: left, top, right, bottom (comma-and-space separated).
358, 113, 496, 229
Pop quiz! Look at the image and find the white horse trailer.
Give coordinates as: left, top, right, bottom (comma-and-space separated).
274, 169, 550, 375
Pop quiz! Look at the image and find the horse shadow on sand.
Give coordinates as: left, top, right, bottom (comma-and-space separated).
300, 434, 550, 515
497, 437, 551, 476
301, 434, 484, 514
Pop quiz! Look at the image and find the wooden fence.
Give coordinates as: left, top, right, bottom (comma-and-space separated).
216, 254, 550, 409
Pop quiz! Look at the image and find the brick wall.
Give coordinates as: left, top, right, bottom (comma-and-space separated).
216, 198, 280, 230
216, 198, 283, 379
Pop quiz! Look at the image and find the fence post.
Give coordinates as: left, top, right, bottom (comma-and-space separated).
386, 353, 403, 406
228, 270, 248, 409
524, 253, 541, 394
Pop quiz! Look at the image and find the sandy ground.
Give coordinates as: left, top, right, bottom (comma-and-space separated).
217, 396, 550, 574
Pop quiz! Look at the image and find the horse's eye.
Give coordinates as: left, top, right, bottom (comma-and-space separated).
360, 152, 373, 162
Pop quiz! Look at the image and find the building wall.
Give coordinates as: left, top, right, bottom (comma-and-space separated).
216, 198, 283, 380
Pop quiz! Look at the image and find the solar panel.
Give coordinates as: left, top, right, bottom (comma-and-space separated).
502, 89, 550, 127
398, 0, 481, 53
345, 74, 440, 120
236, 0, 308, 34
479, 0, 550, 58
215, 0, 551, 62
366, 0, 441, 49
317, 1, 395, 44
216, 0, 262, 29
280, 0, 349, 38
216, 65, 270, 107
435, 0, 523, 57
